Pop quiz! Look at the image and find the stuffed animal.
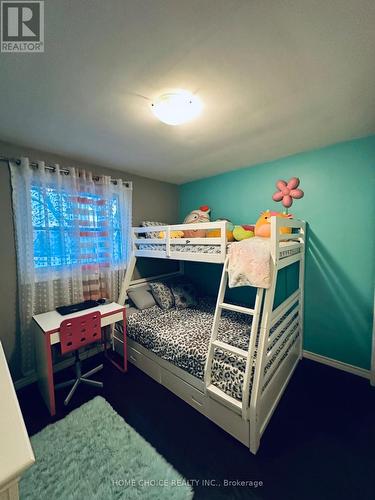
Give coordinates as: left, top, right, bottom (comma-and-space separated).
158, 230, 184, 239
233, 225, 255, 241
183, 205, 210, 238
207, 219, 234, 241
254, 211, 292, 238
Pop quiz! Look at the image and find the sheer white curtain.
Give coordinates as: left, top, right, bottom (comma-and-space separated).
10, 158, 132, 375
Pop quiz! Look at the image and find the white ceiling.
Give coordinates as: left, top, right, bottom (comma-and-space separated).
0, 0, 374, 184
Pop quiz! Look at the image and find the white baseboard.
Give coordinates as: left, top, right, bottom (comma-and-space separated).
303, 350, 372, 381
14, 345, 101, 391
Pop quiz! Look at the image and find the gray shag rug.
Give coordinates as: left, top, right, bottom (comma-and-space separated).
20, 396, 193, 500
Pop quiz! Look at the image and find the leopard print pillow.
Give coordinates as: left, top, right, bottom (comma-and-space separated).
171, 282, 198, 309
149, 281, 175, 310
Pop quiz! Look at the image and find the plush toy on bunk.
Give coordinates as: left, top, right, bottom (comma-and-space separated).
182, 204, 257, 242
183, 205, 211, 238
254, 211, 293, 237
232, 225, 254, 240
207, 219, 235, 241
158, 230, 184, 239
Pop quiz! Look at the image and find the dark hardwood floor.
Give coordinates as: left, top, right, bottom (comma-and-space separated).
17, 357, 375, 500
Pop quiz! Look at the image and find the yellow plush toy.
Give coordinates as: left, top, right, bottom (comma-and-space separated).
158, 230, 184, 239
254, 211, 292, 238
207, 219, 234, 241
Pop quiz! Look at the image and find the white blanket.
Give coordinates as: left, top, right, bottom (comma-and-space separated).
227, 237, 271, 289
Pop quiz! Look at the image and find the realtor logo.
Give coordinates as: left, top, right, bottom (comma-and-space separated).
1, 1, 44, 52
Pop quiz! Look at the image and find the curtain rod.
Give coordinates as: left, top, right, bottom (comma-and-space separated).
0, 155, 132, 188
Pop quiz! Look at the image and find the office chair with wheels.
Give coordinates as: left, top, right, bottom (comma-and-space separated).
55, 311, 103, 406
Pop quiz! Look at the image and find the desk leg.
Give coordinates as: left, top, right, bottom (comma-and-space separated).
122, 309, 127, 372
103, 310, 127, 373
34, 325, 56, 416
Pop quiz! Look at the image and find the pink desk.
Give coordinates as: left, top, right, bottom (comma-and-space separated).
32, 302, 126, 416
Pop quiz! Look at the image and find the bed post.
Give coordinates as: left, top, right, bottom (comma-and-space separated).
298, 221, 306, 360
371, 291, 375, 387
118, 254, 137, 306
249, 216, 278, 454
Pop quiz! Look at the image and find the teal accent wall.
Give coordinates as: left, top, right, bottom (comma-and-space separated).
179, 136, 375, 370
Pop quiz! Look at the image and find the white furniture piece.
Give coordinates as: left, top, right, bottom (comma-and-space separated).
32, 302, 127, 416
118, 216, 306, 454
0, 342, 35, 500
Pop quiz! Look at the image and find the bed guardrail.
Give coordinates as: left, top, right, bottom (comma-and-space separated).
270, 217, 306, 263
132, 220, 229, 262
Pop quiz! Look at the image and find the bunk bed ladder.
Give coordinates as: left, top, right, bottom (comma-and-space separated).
204, 256, 264, 419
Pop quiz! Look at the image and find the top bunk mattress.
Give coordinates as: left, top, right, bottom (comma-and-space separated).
138, 242, 222, 254
124, 297, 299, 401
137, 240, 300, 258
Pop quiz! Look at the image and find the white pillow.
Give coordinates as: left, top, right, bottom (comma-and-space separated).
127, 285, 156, 310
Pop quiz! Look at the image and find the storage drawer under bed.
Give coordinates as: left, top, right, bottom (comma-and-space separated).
126, 343, 161, 383
161, 367, 206, 411
162, 368, 249, 445
114, 336, 250, 446
123, 339, 206, 411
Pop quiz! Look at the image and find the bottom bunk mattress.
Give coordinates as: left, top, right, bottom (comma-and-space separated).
125, 297, 299, 401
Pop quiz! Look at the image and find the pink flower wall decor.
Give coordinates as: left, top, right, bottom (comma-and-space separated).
272, 177, 304, 208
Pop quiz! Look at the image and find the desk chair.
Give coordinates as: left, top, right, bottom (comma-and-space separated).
55, 311, 103, 406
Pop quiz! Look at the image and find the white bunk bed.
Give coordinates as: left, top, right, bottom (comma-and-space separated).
116, 216, 306, 454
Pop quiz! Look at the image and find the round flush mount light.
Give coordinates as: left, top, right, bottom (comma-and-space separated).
151, 90, 203, 126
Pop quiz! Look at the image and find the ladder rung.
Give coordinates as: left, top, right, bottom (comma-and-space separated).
219, 302, 254, 315
206, 384, 242, 413
212, 340, 248, 358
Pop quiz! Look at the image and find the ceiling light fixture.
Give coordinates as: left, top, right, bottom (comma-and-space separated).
151, 90, 203, 126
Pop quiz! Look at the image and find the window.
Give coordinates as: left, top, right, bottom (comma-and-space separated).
31, 184, 125, 269
10, 158, 132, 375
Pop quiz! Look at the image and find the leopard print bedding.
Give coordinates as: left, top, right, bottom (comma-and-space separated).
138, 242, 300, 258
138, 243, 222, 254
125, 296, 299, 401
